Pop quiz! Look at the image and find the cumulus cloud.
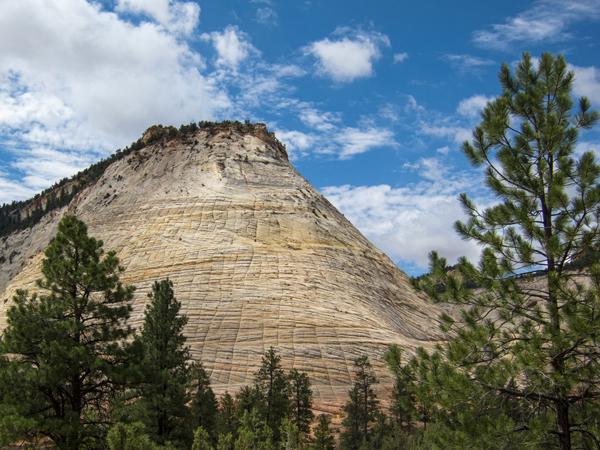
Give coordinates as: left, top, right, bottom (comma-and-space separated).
393, 53, 408, 63
0, 0, 233, 199
334, 126, 397, 159
202, 25, 259, 69
456, 94, 494, 118
116, 0, 200, 35
273, 129, 316, 159
418, 122, 472, 145
306, 30, 390, 82
570, 64, 600, 106
0, 0, 228, 141
321, 170, 484, 271
298, 106, 341, 132
472, 0, 600, 51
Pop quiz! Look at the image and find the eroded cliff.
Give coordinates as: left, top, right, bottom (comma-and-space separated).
0, 124, 446, 411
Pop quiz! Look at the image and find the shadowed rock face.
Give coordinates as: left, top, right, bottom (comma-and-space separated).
0, 125, 446, 412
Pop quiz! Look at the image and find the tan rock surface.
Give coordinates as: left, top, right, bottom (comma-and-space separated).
0, 125, 446, 412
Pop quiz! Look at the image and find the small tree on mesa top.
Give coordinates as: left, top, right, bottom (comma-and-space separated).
407, 52, 600, 450
0, 215, 135, 450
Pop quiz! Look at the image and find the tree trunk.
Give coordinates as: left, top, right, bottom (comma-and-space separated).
555, 399, 571, 450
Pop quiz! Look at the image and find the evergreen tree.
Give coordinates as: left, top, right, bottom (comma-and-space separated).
233, 409, 275, 450
192, 427, 214, 450
133, 279, 192, 448
340, 356, 380, 450
0, 215, 135, 450
409, 53, 600, 450
309, 415, 335, 450
216, 392, 238, 441
235, 385, 263, 421
279, 416, 307, 450
340, 385, 363, 450
287, 369, 314, 435
253, 347, 291, 442
107, 422, 158, 450
383, 345, 418, 432
190, 363, 218, 445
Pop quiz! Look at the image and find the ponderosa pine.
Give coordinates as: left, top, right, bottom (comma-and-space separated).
408, 52, 600, 450
0, 215, 135, 450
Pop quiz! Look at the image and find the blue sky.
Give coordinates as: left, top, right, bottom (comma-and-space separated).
1, 0, 600, 275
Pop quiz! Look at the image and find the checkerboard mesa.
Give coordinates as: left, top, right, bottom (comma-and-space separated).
0, 122, 445, 412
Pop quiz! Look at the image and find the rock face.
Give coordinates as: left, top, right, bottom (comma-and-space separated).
0, 124, 446, 412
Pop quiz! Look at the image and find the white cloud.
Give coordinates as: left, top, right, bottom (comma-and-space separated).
0, 0, 234, 201
116, 0, 200, 35
441, 54, 496, 75
419, 122, 472, 145
306, 30, 390, 82
273, 129, 316, 159
12, 147, 92, 191
321, 174, 484, 271
393, 53, 408, 64
0, 175, 38, 205
456, 95, 494, 118
202, 25, 259, 69
472, 0, 600, 51
0, 0, 229, 142
570, 64, 600, 106
298, 106, 340, 132
256, 7, 278, 25
335, 127, 397, 159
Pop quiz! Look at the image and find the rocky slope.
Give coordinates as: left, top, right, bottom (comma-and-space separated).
0, 124, 447, 412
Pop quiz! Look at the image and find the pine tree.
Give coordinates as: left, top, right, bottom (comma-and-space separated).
309, 415, 335, 450
340, 356, 380, 450
216, 392, 238, 441
0, 215, 135, 450
383, 345, 418, 432
190, 363, 218, 445
133, 279, 192, 448
409, 53, 600, 450
287, 369, 314, 435
192, 427, 214, 450
279, 416, 307, 450
253, 347, 291, 443
107, 422, 158, 450
233, 409, 275, 450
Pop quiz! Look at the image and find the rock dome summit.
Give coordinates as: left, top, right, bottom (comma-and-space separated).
0, 122, 446, 411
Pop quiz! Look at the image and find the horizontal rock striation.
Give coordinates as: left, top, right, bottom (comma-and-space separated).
0, 124, 446, 411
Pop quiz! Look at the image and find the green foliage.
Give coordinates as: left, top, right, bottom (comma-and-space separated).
107, 422, 158, 450
233, 409, 275, 450
340, 356, 380, 450
190, 363, 218, 445
309, 415, 335, 450
279, 416, 307, 450
288, 369, 314, 435
253, 347, 291, 443
0, 215, 136, 450
409, 53, 600, 450
192, 427, 214, 450
216, 392, 238, 442
129, 279, 192, 449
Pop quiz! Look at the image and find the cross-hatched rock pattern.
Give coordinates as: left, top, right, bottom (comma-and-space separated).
0, 125, 446, 412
